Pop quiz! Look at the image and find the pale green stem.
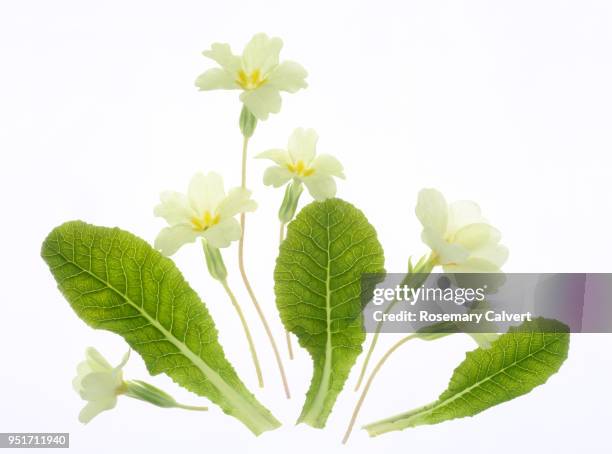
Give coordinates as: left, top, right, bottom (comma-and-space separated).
353, 311, 386, 391
354, 255, 437, 392
241, 136, 248, 188
174, 403, 209, 411
238, 135, 291, 399
279, 222, 286, 242
342, 334, 417, 444
220, 279, 264, 388
279, 221, 294, 360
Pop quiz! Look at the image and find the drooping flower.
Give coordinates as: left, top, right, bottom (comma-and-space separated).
415, 188, 508, 273
72, 348, 208, 423
195, 33, 308, 121
72, 348, 129, 424
154, 172, 257, 255
257, 128, 345, 201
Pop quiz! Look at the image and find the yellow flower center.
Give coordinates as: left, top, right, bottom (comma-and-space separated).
236, 69, 266, 90
191, 211, 221, 231
287, 160, 315, 177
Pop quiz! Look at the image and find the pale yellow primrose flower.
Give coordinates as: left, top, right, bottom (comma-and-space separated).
154, 172, 257, 255
72, 347, 129, 424
195, 33, 308, 121
416, 188, 508, 273
257, 128, 345, 201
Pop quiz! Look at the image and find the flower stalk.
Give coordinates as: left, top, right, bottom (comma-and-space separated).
277, 181, 304, 360
278, 221, 294, 360
238, 111, 291, 398
343, 335, 418, 444
353, 254, 436, 392
202, 239, 264, 387
195, 33, 309, 399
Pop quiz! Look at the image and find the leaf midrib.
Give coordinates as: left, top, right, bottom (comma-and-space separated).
301, 207, 334, 424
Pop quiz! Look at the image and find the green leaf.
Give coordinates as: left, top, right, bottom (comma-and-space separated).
364, 318, 569, 436
41, 221, 280, 435
274, 198, 385, 428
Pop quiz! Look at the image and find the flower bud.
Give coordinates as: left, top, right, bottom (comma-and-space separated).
278, 181, 304, 224
202, 240, 228, 281
125, 380, 180, 408
239, 105, 257, 138
125, 380, 208, 412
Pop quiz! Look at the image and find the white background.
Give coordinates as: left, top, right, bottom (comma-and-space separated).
1, 0, 611, 452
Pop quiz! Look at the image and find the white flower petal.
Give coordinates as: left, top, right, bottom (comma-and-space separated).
422, 228, 469, 265
115, 350, 130, 370
436, 244, 471, 265
73, 362, 94, 392
154, 225, 199, 256
202, 42, 241, 74
263, 166, 292, 187
240, 86, 281, 120
195, 68, 237, 91
417, 189, 508, 273
288, 128, 318, 163
85, 347, 113, 371
312, 153, 345, 178
471, 244, 509, 268
303, 175, 337, 200
80, 373, 119, 401
453, 223, 501, 252
202, 218, 241, 249
242, 33, 283, 74
154, 191, 195, 226
217, 188, 257, 219
448, 200, 485, 232
443, 257, 501, 273
74, 348, 113, 393
267, 60, 308, 93
420, 228, 443, 252
78, 398, 117, 424
72, 348, 129, 424
256, 148, 291, 166
188, 172, 226, 214
416, 188, 448, 235
76, 361, 94, 379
